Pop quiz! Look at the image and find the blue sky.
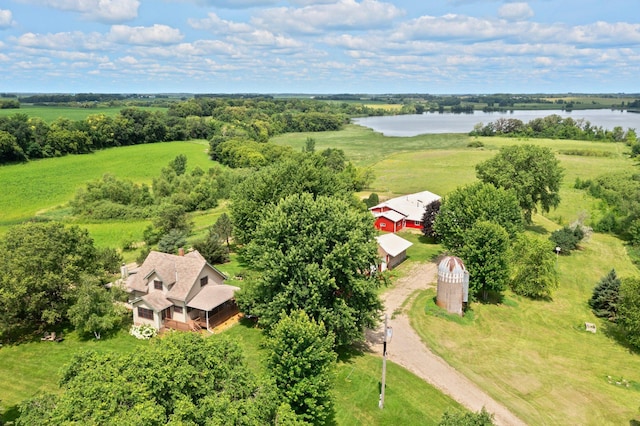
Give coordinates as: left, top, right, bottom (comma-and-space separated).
1, 0, 638, 94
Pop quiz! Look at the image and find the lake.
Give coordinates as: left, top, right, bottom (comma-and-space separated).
352, 109, 640, 137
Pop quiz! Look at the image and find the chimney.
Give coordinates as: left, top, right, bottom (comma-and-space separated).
121, 263, 128, 280
178, 247, 185, 256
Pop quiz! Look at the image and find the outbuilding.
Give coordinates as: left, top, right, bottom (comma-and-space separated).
376, 233, 413, 271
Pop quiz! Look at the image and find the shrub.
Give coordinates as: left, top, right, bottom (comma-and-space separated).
467, 140, 484, 148
129, 324, 157, 340
549, 225, 584, 255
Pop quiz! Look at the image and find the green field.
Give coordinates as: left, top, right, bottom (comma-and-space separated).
0, 140, 211, 228
0, 105, 165, 122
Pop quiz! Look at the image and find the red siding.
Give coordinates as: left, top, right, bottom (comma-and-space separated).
374, 216, 405, 232
405, 220, 422, 230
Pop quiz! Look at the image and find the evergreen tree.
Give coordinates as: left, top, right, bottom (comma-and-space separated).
589, 269, 620, 321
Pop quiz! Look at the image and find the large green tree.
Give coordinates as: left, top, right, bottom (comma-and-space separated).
476, 144, 563, 223
237, 193, 381, 347
230, 156, 349, 245
18, 333, 295, 425
265, 311, 336, 425
0, 222, 97, 336
456, 221, 510, 302
433, 182, 523, 250
618, 277, 640, 349
510, 234, 558, 299
67, 277, 127, 340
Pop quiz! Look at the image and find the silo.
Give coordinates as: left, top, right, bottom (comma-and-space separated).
436, 256, 469, 316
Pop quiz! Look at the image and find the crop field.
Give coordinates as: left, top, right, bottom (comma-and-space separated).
0, 105, 166, 122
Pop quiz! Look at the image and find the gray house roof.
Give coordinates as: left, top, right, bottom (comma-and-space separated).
187, 285, 241, 311
126, 250, 227, 303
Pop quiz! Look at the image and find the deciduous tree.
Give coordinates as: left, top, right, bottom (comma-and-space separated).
0, 222, 97, 336
18, 333, 290, 425
476, 144, 563, 223
230, 156, 349, 245
457, 221, 510, 302
433, 182, 523, 250
67, 277, 126, 340
618, 277, 640, 349
237, 193, 381, 347
213, 212, 233, 248
265, 311, 336, 424
421, 199, 441, 239
510, 234, 558, 299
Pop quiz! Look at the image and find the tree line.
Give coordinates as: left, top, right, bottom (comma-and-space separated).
470, 114, 638, 144
0, 97, 350, 164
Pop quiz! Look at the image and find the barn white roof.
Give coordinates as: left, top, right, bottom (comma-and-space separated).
370, 190, 440, 222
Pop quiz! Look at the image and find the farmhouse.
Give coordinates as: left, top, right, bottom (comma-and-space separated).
370, 190, 440, 232
376, 233, 413, 271
126, 249, 239, 332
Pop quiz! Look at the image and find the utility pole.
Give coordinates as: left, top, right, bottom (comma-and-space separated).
379, 313, 390, 409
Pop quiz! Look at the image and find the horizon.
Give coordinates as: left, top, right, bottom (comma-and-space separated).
1, 0, 639, 94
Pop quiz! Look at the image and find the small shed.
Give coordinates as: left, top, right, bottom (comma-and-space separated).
376, 233, 413, 271
436, 256, 469, 316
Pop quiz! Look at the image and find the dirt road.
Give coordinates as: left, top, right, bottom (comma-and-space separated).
366, 262, 527, 426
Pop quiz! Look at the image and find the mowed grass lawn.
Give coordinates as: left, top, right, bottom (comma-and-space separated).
410, 220, 640, 425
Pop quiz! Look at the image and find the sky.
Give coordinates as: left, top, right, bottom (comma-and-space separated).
0, 0, 639, 94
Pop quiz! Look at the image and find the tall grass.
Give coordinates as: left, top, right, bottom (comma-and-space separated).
0, 140, 211, 229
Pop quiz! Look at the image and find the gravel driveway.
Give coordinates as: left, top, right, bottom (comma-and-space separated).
366, 262, 527, 426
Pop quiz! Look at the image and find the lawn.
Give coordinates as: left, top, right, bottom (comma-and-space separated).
271, 124, 471, 167
407, 214, 640, 425
0, 327, 149, 422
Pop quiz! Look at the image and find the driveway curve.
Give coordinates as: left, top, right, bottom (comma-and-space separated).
366, 262, 527, 426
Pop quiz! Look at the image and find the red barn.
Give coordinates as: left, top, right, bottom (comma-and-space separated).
370, 190, 440, 232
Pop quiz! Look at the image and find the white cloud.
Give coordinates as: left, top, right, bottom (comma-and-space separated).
254, 0, 405, 34
16, 31, 108, 51
568, 21, 640, 46
108, 25, 183, 45
0, 9, 14, 29
181, 0, 278, 8
498, 2, 533, 21
19, 0, 139, 23
188, 12, 253, 33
